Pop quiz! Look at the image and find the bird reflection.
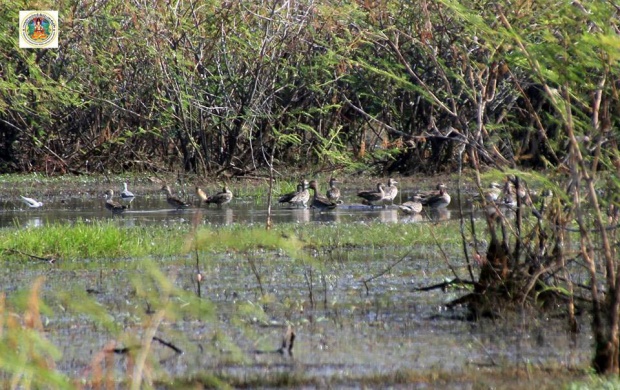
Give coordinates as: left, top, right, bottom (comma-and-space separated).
25, 217, 44, 228
378, 209, 399, 223
291, 208, 310, 223
223, 208, 234, 225
400, 214, 425, 223
427, 208, 451, 221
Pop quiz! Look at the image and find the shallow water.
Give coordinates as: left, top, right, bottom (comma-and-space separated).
0, 248, 592, 388
0, 181, 591, 387
0, 187, 455, 229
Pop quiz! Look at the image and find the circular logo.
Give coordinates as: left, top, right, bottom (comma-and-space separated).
21, 12, 57, 47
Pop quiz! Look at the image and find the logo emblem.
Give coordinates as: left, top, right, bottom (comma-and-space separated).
19, 11, 59, 49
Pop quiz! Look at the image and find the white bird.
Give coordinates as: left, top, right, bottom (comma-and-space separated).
20, 195, 43, 208
120, 182, 135, 199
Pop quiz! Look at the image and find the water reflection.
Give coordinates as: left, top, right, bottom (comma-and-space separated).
400, 213, 424, 224
378, 209, 398, 223
427, 208, 451, 222
291, 208, 310, 223
25, 217, 44, 228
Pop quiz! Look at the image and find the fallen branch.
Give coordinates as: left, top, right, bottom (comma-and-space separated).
5, 248, 56, 264
414, 278, 476, 292
253, 325, 295, 357
153, 336, 183, 354
361, 249, 413, 295
106, 336, 183, 355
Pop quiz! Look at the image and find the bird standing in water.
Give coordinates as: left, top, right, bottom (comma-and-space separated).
195, 186, 208, 204
205, 185, 234, 207
419, 183, 451, 209
398, 196, 423, 215
326, 177, 342, 204
287, 180, 310, 208
161, 185, 191, 209
103, 189, 127, 214
309, 180, 338, 209
279, 183, 304, 205
120, 182, 135, 199
357, 183, 385, 208
119, 182, 135, 208
382, 178, 398, 206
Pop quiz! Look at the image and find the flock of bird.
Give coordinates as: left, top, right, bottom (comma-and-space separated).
275, 178, 452, 215
101, 183, 234, 214
101, 178, 453, 215
17, 179, 456, 216
18, 177, 534, 220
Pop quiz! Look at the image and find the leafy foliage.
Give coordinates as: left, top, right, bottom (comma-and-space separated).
1, 1, 616, 176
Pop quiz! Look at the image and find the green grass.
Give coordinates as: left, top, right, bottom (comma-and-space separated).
0, 217, 483, 263
0, 221, 186, 261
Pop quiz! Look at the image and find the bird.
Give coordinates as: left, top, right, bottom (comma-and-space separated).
309, 180, 338, 209
205, 185, 234, 206
326, 177, 342, 204
502, 179, 531, 208
20, 195, 43, 208
419, 183, 451, 209
287, 180, 310, 208
483, 182, 503, 203
398, 197, 423, 215
473, 182, 502, 204
383, 178, 398, 206
118, 182, 136, 209
103, 189, 127, 214
279, 183, 304, 205
195, 186, 208, 204
161, 185, 191, 209
120, 182, 135, 199
357, 183, 385, 208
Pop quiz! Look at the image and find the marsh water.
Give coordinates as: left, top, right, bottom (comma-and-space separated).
0, 181, 592, 387
0, 185, 450, 229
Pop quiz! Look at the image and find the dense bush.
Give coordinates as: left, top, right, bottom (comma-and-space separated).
2, 1, 616, 176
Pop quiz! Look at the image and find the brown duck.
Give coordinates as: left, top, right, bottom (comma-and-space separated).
419, 184, 451, 209
288, 180, 310, 208
357, 183, 385, 208
161, 185, 191, 209
326, 177, 342, 204
382, 178, 398, 206
205, 185, 233, 206
103, 189, 127, 214
309, 180, 337, 209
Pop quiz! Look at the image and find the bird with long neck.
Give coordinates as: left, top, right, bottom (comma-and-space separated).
309, 180, 337, 209
288, 180, 310, 208
161, 185, 191, 209
326, 177, 341, 204
357, 183, 385, 208
382, 178, 398, 206
120, 182, 135, 199
103, 189, 127, 214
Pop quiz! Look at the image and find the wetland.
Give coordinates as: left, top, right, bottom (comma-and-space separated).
0, 175, 598, 388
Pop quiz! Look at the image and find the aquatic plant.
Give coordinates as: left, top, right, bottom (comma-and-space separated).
434, 0, 620, 376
